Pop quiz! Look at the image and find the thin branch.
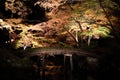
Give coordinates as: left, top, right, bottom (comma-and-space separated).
63, 26, 79, 45
72, 18, 83, 32
98, 0, 116, 33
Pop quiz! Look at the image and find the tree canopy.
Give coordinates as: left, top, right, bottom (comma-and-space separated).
0, 0, 120, 49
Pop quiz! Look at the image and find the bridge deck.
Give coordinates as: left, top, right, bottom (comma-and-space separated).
23, 47, 97, 57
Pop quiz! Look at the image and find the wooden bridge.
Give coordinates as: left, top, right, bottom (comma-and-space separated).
22, 47, 98, 80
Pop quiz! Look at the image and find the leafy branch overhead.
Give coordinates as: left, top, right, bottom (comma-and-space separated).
63, 0, 117, 46
65, 18, 111, 46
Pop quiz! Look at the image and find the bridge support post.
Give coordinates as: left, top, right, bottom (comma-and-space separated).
64, 54, 73, 80
36, 55, 46, 80
41, 55, 46, 80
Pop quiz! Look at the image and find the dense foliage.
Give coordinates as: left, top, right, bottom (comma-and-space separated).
0, 1, 120, 80
0, 0, 120, 49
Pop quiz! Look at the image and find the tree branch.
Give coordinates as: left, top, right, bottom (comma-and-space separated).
72, 18, 83, 32
98, 0, 116, 33
63, 26, 79, 45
